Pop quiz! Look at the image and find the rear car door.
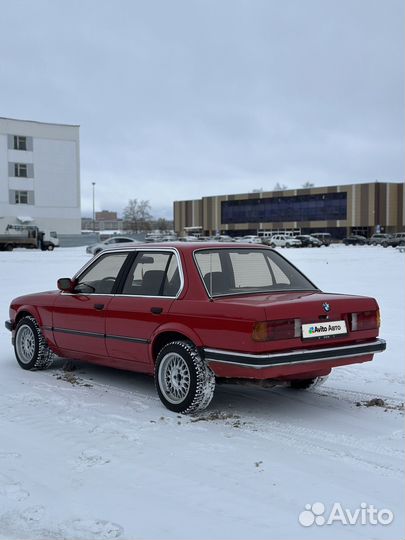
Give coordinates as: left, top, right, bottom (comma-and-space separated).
52, 252, 130, 357
105, 249, 182, 369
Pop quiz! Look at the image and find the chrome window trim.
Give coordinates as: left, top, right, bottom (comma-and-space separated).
64, 247, 184, 299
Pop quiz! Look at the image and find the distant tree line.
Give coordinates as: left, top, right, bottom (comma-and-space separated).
122, 199, 172, 232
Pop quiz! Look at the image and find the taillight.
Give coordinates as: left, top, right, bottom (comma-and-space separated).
252, 319, 301, 341
349, 310, 380, 331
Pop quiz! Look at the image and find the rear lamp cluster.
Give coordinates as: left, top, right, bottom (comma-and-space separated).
349, 310, 380, 331
252, 309, 380, 342
252, 318, 301, 342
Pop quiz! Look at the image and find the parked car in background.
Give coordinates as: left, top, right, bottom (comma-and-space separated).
86, 236, 139, 255
6, 242, 386, 413
268, 234, 302, 248
295, 235, 322, 248
240, 235, 262, 244
342, 235, 367, 246
178, 236, 201, 242
381, 232, 405, 248
213, 235, 235, 242
368, 233, 392, 246
311, 233, 332, 246
160, 234, 178, 242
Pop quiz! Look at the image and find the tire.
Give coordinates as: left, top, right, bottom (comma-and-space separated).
289, 375, 329, 389
47, 244, 54, 251
5, 244, 13, 252
382, 242, 388, 248
94, 249, 102, 254
155, 341, 215, 414
14, 315, 54, 370
372, 242, 377, 246
286, 243, 291, 248
270, 243, 276, 248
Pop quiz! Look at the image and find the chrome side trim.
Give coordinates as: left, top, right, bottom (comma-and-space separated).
203, 338, 386, 370
48, 326, 149, 344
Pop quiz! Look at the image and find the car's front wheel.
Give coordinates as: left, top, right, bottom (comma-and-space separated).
14, 315, 54, 370
155, 341, 215, 413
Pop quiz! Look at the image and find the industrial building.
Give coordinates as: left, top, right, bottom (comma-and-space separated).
174, 181, 405, 238
0, 117, 81, 234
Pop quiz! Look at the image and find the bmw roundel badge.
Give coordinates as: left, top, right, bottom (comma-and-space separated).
322, 302, 331, 312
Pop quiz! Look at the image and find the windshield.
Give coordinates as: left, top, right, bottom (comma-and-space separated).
194, 248, 317, 297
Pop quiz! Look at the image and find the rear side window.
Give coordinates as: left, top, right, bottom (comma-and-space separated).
121, 251, 181, 296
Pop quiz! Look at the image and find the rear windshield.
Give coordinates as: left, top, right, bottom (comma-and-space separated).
194, 248, 317, 297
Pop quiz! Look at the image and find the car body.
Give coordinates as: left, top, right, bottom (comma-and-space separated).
381, 232, 405, 248
86, 236, 139, 255
267, 234, 302, 248
368, 233, 392, 246
342, 235, 367, 246
311, 233, 332, 246
6, 243, 386, 413
295, 235, 322, 247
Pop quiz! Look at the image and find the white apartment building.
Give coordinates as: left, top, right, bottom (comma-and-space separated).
0, 117, 81, 234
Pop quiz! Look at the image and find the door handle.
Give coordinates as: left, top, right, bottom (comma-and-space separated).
151, 307, 163, 315
94, 303, 105, 310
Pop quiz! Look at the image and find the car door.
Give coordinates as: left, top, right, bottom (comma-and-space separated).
105, 249, 182, 368
52, 251, 130, 357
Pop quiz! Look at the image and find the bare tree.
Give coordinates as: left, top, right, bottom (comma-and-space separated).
273, 182, 288, 191
302, 181, 315, 188
123, 199, 152, 232
155, 218, 170, 232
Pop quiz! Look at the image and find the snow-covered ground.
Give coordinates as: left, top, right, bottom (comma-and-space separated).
0, 245, 403, 540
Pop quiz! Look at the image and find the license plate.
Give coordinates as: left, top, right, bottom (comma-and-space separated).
302, 320, 347, 339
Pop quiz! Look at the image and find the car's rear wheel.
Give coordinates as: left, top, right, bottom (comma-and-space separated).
289, 375, 329, 389
14, 315, 54, 370
155, 341, 215, 413
270, 243, 276, 248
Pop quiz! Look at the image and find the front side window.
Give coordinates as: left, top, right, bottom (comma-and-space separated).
122, 251, 181, 296
14, 163, 27, 177
195, 248, 317, 297
75, 253, 128, 294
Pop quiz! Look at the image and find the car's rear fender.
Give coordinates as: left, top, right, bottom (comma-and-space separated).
150, 323, 204, 362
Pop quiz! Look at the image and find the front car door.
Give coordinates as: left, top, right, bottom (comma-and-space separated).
105, 249, 183, 371
52, 252, 130, 358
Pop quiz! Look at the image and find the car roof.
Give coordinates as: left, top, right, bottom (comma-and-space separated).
101, 241, 270, 253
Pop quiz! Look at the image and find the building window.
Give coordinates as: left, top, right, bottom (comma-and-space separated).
14, 163, 28, 177
221, 192, 347, 224
14, 136, 27, 151
15, 191, 29, 204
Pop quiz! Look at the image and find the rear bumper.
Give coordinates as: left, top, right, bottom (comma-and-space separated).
204, 338, 386, 369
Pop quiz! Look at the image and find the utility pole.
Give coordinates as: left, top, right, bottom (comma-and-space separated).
92, 182, 96, 233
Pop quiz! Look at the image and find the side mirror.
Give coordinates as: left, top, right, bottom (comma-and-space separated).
57, 278, 76, 292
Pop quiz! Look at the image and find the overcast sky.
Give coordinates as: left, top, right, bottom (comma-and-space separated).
1, 0, 403, 219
